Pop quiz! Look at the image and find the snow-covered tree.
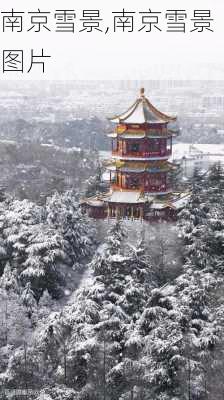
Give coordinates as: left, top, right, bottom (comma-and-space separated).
46, 191, 94, 265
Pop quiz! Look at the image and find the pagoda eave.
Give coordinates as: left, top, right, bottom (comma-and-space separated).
82, 191, 191, 221
108, 131, 175, 139
145, 189, 173, 196
111, 155, 171, 162
105, 160, 178, 173
109, 118, 174, 124
108, 90, 176, 125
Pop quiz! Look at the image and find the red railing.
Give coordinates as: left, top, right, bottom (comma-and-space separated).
112, 150, 172, 158
111, 183, 172, 193
111, 184, 143, 191
144, 185, 172, 193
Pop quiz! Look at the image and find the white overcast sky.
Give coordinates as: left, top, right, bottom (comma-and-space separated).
2, 0, 224, 80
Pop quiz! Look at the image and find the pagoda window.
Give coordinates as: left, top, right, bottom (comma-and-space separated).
151, 177, 162, 186
130, 142, 140, 153
150, 173, 164, 186
149, 139, 161, 152
131, 177, 140, 189
127, 174, 140, 189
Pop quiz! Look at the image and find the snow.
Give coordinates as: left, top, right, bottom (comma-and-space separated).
109, 95, 173, 124
107, 190, 146, 204
41, 143, 81, 153
150, 202, 166, 210
217, 129, 224, 135
109, 254, 128, 262
87, 199, 104, 207
122, 102, 147, 124
0, 139, 17, 145
1, 178, 223, 399
160, 284, 176, 296
110, 100, 145, 124
172, 194, 191, 210
119, 133, 146, 139
106, 165, 117, 171
112, 155, 168, 161
172, 143, 224, 162
102, 171, 114, 181
120, 103, 166, 124
37, 392, 53, 400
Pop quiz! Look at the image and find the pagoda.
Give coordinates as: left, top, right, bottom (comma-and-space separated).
83, 88, 189, 221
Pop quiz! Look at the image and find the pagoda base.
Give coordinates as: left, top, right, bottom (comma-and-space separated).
81, 190, 190, 222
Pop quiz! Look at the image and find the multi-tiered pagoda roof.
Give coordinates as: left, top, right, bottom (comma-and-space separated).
82, 88, 189, 221
109, 88, 176, 124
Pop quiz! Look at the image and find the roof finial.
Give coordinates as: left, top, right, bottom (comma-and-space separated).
140, 87, 145, 97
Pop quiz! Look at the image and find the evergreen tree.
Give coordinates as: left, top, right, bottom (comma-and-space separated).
46, 191, 94, 265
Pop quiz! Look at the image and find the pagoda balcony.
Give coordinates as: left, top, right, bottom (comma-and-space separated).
112, 149, 172, 159
111, 184, 143, 191
144, 186, 172, 194
114, 126, 169, 135
111, 183, 172, 193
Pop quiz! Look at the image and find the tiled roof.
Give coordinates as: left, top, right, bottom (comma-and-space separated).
109, 88, 176, 124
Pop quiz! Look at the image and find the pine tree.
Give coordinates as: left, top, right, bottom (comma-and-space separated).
46, 191, 94, 265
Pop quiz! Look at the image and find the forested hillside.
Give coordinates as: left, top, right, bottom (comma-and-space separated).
0, 164, 223, 400
0, 141, 99, 202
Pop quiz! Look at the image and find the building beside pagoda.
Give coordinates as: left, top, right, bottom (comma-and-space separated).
82, 88, 190, 221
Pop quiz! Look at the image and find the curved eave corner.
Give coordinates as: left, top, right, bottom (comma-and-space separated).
107, 98, 140, 124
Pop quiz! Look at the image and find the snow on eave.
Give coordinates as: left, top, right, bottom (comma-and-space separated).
106, 190, 147, 204
108, 90, 176, 124
107, 98, 140, 123
172, 193, 191, 210
150, 202, 167, 210
81, 196, 105, 207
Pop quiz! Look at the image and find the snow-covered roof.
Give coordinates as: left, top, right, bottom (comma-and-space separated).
121, 133, 146, 139
108, 131, 174, 140
108, 88, 176, 124
150, 202, 167, 210
147, 192, 191, 210
171, 193, 191, 210
106, 190, 147, 204
112, 155, 168, 162
151, 193, 191, 210
82, 198, 105, 207
171, 143, 224, 163
107, 132, 146, 139
106, 165, 117, 172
